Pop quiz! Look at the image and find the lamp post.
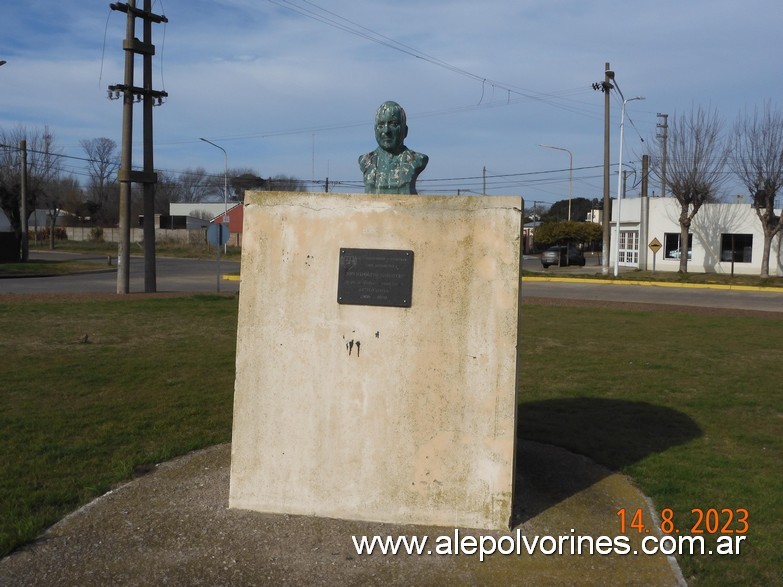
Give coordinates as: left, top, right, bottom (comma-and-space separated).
199, 137, 228, 251
613, 96, 645, 277
539, 144, 573, 221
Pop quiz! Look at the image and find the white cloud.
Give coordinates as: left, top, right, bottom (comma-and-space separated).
1, 0, 780, 200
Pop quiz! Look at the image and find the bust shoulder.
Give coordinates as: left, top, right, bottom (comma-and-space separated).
409, 150, 428, 170
358, 150, 377, 173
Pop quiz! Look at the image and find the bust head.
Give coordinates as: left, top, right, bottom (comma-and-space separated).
374, 101, 408, 154
359, 101, 428, 194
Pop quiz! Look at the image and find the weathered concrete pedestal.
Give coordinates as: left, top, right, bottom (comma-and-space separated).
230, 191, 523, 530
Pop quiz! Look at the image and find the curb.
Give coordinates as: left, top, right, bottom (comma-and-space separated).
522, 275, 783, 293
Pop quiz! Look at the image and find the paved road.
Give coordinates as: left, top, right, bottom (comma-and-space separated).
3, 252, 781, 313
0, 252, 240, 295
521, 254, 783, 313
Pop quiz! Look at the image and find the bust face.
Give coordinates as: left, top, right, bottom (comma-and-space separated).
374, 105, 407, 153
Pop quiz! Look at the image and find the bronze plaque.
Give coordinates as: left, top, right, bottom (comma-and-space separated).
338, 248, 414, 308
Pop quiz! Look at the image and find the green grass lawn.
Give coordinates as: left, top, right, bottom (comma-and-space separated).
26, 239, 243, 261
0, 257, 114, 276
0, 295, 237, 557
0, 296, 780, 584
519, 305, 782, 585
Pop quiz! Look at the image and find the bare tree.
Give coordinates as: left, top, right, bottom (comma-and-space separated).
0, 126, 62, 259
154, 170, 181, 213
648, 106, 729, 272
174, 166, 305, 203
269, 174, 306, 193
730, 102, 783, 278
80, 137, 119, 224
42, 176, 81, 249
177, 167, 213, 202
228, 169, 306, 199
230, 168, 266, 201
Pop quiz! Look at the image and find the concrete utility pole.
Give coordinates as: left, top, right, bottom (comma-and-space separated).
108, 0, 168, 294
113, 0, 135, 294
592, 63, 614, 275
141, 0, 159, 291
639, 154, 650, 270
656, 113, 668, 198
19, 140, 28, 262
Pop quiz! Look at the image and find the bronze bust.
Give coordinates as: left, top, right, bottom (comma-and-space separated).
359, 101, 428, 194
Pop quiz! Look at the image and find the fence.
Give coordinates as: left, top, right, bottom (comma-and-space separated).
60, 226, 207, 245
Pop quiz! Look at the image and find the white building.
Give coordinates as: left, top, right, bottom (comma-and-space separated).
169, 202, 232, 220
610, 196, 783, 276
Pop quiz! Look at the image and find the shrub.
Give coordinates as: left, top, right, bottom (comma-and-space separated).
90, 227, 105, 243
30, 227, 68, 241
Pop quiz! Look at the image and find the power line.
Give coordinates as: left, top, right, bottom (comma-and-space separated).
266, 0, 601, 119
4, 139, 656, 200
152, 92, 596, 147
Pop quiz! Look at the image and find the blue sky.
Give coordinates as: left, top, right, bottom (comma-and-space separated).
1, 0, 781, 204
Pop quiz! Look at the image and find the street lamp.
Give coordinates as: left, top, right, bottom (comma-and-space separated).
613, 95, 645, 277
199, 137, 228, 250
539, 144, 573, 221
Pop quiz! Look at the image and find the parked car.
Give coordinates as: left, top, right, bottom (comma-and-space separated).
667, 249, 692, 260
541, 245, 586, 268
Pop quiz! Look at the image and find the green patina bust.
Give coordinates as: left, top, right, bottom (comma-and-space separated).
359, 101, 429, 195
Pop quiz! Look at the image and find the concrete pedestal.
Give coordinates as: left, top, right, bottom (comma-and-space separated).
230, 191, 523, 530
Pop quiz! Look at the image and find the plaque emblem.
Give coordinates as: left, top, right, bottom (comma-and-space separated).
337, 248, 414, 308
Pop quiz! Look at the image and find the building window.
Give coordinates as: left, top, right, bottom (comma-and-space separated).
664, 233, 692, 260
618, 230, 639, 265
721, 234, 753, 262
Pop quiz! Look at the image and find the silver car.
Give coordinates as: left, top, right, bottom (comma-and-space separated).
541, 245, 586, 268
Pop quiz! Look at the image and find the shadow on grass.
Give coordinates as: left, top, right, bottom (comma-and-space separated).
512, 398, 701, 525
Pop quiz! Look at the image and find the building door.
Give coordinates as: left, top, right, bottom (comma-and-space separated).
619, 230, 639, 267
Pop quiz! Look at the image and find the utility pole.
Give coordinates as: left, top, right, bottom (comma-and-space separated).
639, 154, 650, 270
108, 0, 168, 294
656, 113, 668, 198
142, 0, 158, 292
19, 140, 28, 262
593, 63, 614, 275
112, 0, 135, 294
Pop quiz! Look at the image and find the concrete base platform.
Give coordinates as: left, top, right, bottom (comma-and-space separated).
0, 442, 685, 586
